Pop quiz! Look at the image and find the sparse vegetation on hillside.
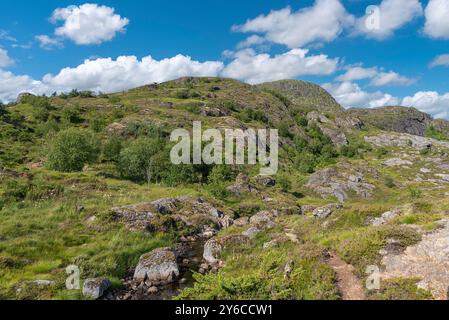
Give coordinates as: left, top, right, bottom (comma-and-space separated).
0, 77, 446, 301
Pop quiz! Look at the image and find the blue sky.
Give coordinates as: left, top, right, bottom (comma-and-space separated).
1, 0, 449, 118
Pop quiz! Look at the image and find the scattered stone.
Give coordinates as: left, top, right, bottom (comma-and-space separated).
234, 217, 250, 227
255, 175, 276, 187
133, 248, 180, 284
420, 168, 432, 173
203, 239, 223, 264
370, 209, 401, 226
300, 205, 317, 215
83, 278, 111, 299
200, 107, 226, 117
348, 175, 363, 183
435, 174, 449, 182
203, 235, 249, 264
249, 210, 278, 229
106, 122, 127, 136
285, 233, 300, 243
242, 227, 260, 238
32, 280, 54, 286
284, 260, 293, 280
147, 286, 159, 295
313, 204, 343, 219
383, 158, 413, 167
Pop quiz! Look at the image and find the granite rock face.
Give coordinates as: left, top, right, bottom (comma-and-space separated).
380, 220, 449, 300
306, 167, 375, 202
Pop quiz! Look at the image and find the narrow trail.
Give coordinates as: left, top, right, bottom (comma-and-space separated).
327, 252, 366, 300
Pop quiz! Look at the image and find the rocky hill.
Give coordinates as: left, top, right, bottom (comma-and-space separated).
1, 77, 449, 300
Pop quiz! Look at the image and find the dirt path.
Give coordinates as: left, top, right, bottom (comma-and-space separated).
327, 252, 366, 300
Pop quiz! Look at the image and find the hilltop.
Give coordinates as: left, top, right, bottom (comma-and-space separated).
1, 77, 449, 300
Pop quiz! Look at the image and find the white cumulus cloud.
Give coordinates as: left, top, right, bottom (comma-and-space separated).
222, 48, 338, 84
430, 54, 449, 67
353, 0, 423, 39
402, 91, 449, 119
35, 35, 63, 49
50, 3, 129, 45
0, 54, 224, 102
0, 49, 14, 68
42, 54, 224, 93
336, 66, 414, 87
424, 0, 449, 39
323, 81, 399, 108
370, 71, 415, 87
232, 0, 354, 48
336, 66, 378, 82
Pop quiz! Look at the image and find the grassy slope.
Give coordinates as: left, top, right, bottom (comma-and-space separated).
0, 77, 444, 300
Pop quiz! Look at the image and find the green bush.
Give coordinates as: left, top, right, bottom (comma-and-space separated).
408, 187, 422, 199
277, 174, 291, 192
207, 165, 233, 199
47, 128, 99, 172
384, 177, 395, 188
103, 136, 123, 162
278, 123, 292, 138
425, 126, 447, 141
61, 107, 83, 124
117, 138, 163, 182
294, 151, 316, 174
295, 115, 308, 127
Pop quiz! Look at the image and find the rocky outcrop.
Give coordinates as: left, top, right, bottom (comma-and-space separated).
383, 158, 413, 167
313, 203, 343, 219
306, 167, 375, 202
249, 210, 278, 229
365, 133, 448, 151
255, 175, 276, 187
369, 209, 401, 226
111, 197, 233, 235
83, 278, 111, 299
134, 248, 180, 284
106, 122, 127, 136
306, 111, 348, 146
349, 106, 432, 136
380, 220, 449, 300
16, 92, 35, 104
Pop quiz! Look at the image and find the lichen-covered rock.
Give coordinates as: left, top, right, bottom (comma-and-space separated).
151, 198, 180, 214
380, 220, 449, 300
200, 107, 226, 117
83, 278, 111, 299
106, 122, 127, 136
234, 217, 250, 226
306, 167, 375, 202
203, 235, 249, 264
133, 248, 180, 284
242, 227, 260, 238
112, 197, 232, 234
203, 239, 223, 264
249, 210, 278, 228
364, 133, 440, 151
370, 209, 401, 226
255, 175, 276, 187
312, 203, 342, 219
